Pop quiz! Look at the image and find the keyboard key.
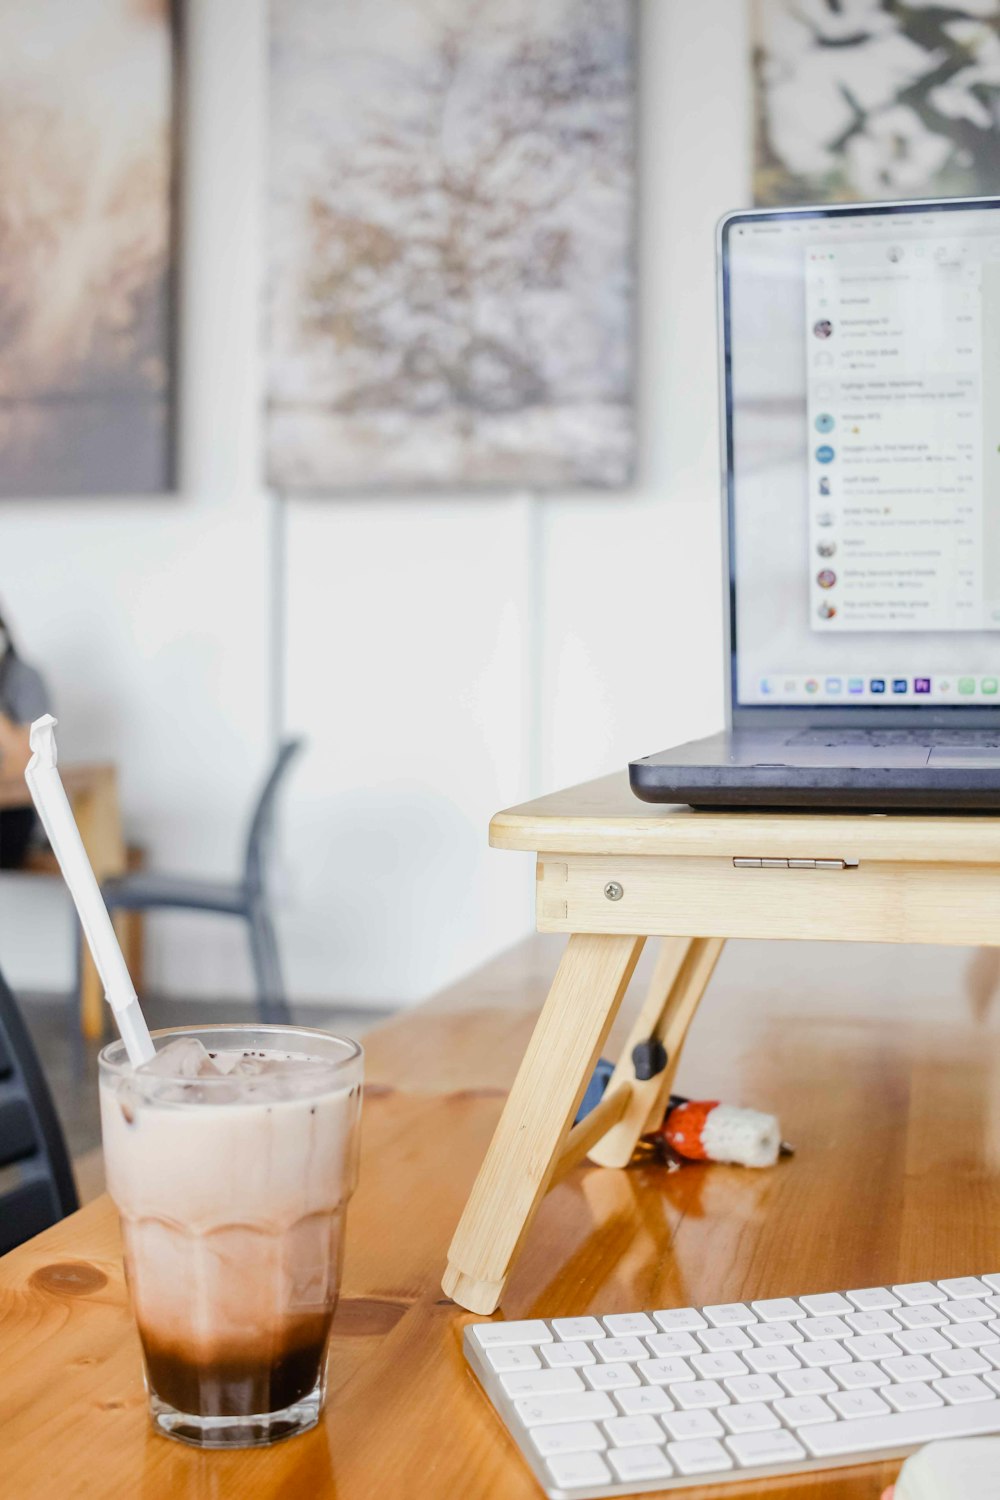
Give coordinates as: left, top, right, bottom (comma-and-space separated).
778, 1366, 837, 1397
603, 1312, 655, 1338
946, 1321, 998, 1349
500, 1368, 584, 1398
893, 1328, 951, 1355
745, 1345, 802, 1374
773, 1394, 837, 1426
984, 1296, 1000, 1316
828, 1388, 890, 1420
616, 1385, 674, 1416
703, 1303, 757, 1328
607, 1445, 673, 1482
719, 1401, 779, 1434
470, 1319, 551, 1347
881, 1355, 941, 1383
750, 1297, 803, 1322
596, 1336, 647, 1363
652, 1307, 707, 1333
515, 1391, 617, 1426
934, 1375, 996, 1404
843, 1333, 898, 1362
834, 1361, 887, 1390
985, 1372, 1000, 1396
603, 1414, 665, 1448
896, 1303, 948, 1329
798, 1339, 850, 1367
697, 1326, 753, 1353
484, 1344, 541, 1373
542, 1341, 595, 1369
885, 1381, 943, 1412
531, 1420, 607, 1456
941, 1298, 993, 1323
637, 1356, 694, 1386
691, 1351, 748, 1380
803, 1398, 1000, 1457
545, 1451, 612, 1489
673, 1380, 730, 1410
798, 1315, 852, 1341
981, 1275, 1000, 1295
933, 1348, 991, 1377
725, 1429, 806, 1467
748, 1319, 802, 1347
893, 1282, 947, 1306
667, 1438, 733, 1475
583, 1363, 640, 1392
552, 1317, 604, 1342
724, 1373, 783, 1403
844, 1310, 901, 1336
845, 1287, 900, 1312
938, 1277, 990, 1300
661, 1409, 724, 1441
646, 1330, 701, 1358
799, 1292, 853, 1317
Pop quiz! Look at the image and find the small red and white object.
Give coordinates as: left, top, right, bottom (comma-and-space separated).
645, 1099, 785, 1168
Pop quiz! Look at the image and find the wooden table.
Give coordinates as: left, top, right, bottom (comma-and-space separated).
0, 764, 127, 1040
3, 928, 1000, 1498
445, 774, 1000, 1315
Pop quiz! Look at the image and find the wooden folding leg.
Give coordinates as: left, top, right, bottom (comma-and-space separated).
443, 932, 644, 1314
587, 936, 725, 1169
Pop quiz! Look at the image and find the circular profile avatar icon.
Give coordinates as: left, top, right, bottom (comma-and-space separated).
815, 444, 835, 464
817, 540, 836, 558
819, 476, 831, 496
817, 568, 837, 590
813, 319, 833, 339
815, 413, 835, 433
816, 508, 834, 527
817, 601, 836, 620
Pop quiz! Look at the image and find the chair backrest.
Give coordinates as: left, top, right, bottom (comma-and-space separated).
243, 738, 304, 897
0, 962, 78, 1255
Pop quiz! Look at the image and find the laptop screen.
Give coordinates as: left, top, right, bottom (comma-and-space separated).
722, 198, 1000, 711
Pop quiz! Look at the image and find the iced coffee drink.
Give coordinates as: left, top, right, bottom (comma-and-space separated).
99, 1025, 363, 1447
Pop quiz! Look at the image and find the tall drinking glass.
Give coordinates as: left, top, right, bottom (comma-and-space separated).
99, 1024, 363, 1448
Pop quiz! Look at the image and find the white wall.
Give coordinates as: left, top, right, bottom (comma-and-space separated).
0, 0, 751, 1006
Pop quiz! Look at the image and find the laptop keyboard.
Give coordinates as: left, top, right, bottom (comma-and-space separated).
464, 1276, 1000, 1496
788, 729, 1000, 749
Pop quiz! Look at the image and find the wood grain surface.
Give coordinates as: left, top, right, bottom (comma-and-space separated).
491, 771, 1000, 863
3, 933, 1000, 1498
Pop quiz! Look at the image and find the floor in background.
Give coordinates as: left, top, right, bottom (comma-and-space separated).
21, 992, 394, 1195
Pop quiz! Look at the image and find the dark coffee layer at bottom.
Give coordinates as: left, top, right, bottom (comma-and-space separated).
141, 1314, 334, 1416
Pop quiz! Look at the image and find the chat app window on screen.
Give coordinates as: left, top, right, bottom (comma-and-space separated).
730, 206, 1000, 709
806, 235, 1000, 632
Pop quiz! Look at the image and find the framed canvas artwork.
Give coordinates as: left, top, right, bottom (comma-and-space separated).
0, 0, 178, 497
754, 0, 1000, 206
266, 0, 636, 491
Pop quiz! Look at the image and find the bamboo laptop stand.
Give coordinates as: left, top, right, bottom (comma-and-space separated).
442, 772, 1000, 1315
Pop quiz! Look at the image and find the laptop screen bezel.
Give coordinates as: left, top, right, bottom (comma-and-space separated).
720, 195, 1000, 730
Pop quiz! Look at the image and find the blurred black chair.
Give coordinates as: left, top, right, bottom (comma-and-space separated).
0, 960, 78, 1255
102, 739, 303, 1025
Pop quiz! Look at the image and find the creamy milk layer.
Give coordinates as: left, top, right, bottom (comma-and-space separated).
100, 1043, 362, 1416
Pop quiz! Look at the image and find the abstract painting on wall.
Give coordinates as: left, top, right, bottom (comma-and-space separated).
0, 0, 177, 498
753, 0, 1000, 206
266, 0, 636, 491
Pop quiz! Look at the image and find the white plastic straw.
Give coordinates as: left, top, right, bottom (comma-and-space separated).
24, 715, 154, 1067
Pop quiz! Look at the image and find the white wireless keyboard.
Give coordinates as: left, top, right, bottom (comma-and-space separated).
464, 1275, 1000, 1497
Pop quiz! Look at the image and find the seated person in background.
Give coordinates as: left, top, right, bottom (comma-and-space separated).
0, 607, 52, 869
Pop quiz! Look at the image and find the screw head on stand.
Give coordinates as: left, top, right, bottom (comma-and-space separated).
604, 881, 624, 901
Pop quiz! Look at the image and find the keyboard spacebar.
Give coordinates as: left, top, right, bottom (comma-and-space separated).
804, 1399, 1000, 1458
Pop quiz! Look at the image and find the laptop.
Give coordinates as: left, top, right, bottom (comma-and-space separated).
630, 194, 1000, 811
